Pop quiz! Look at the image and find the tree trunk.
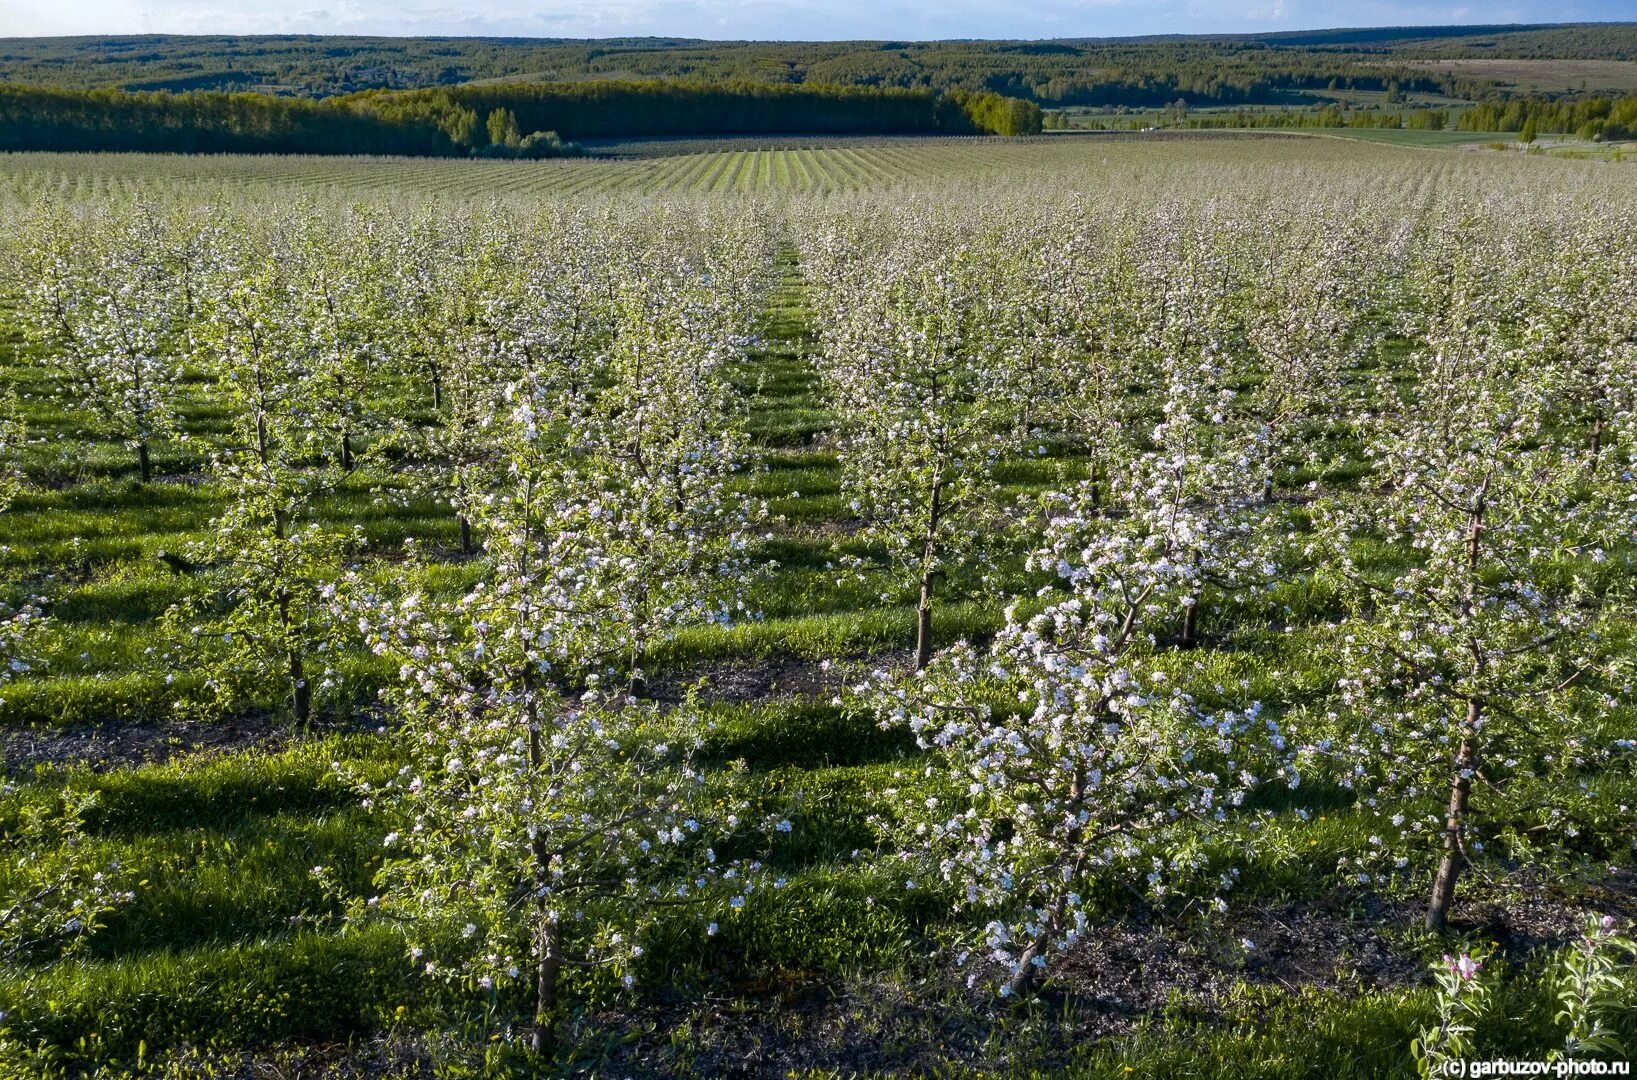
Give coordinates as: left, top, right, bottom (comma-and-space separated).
1180, 551, 1204, 648
1426, 715, 1477, 931
522, 667, 560, 1058
282, 589, 309, 728
1430, 493, 1487, 930
628, 641, 648, 699
915, 476, 945, 671
271, 506, 308, 729
454, 471, 473, 555
1004, 896, 1066, 999
431, 370, 443, 413
137, 441, 151, 484
1260, 435, 1280, 506
530, 914, 561, 1057
915, 579, 934, 671
340, 432, 354, 472
1003, 773, 1089, 1000
288, 647, 311, 729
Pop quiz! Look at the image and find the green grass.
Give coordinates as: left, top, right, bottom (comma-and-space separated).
0, 131, 1585, 209
1304, 128, 1520, 147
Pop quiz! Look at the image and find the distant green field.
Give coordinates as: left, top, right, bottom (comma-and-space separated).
0, 132, 1556, 206
1301, 128, 1514, 147
0, 142, 1031, 203
1403, 58, 1637, 94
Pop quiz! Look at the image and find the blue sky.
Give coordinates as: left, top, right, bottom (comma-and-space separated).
2, 0, 1633, 41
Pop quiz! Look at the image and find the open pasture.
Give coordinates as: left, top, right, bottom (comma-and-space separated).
1402, 58, 1637, 94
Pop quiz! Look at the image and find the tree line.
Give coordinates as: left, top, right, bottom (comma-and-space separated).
359, 80, 1043, 142
1456, 94, 1637, 140
0, 80, 1042, 156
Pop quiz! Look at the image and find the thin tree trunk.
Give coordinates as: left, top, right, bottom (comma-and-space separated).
522, 666, 560, 1057
628, 577, 650, 696
288, 647, 310, 729
915, 577, 935, 671
1180, 551, 1204, 648
1004, 894, 1066, 999
279, 589, 311, 729
915, 477, 944, 671
272, 503, 308, 730
137, 441, 151, 484
531, 909, 561, 1057
1003, 768, 1088, 998
340, 431, 354, 472
628, 641, 647, 699
1260, 413, 1282, 506
1426, 717, 1477, 931
1429, 493, 1487, 930
454, 470, 474, 554
1005, 931, 1050, 998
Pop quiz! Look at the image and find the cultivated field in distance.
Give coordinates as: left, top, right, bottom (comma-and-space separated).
1402, 58, 1637, 94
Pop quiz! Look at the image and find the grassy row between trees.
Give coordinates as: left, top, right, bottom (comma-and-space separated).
0, 80, 1043, 158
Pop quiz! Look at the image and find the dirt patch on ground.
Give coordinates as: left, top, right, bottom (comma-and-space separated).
651, 654, 842, 704
791, 516, 866, 539
0, 648, 884, 771
592, 904, 1427, 1076
568, 898, 1430, 1076
651, 648, 910, 706
0, 711, 373, 773
1467, 865, 1637, 953
1052, 895, 1426, 1023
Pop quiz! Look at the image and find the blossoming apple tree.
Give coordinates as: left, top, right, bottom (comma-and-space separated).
812, 231, 1019, 668
163, 227, 353, 727
1315, 241, 1635, 930
854, 370, 1290, 996
20, 203, 186, 482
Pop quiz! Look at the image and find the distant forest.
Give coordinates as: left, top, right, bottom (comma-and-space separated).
0, 25, 1633, 104
0, 81, 1043, 157
0, 25, 1633, 156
